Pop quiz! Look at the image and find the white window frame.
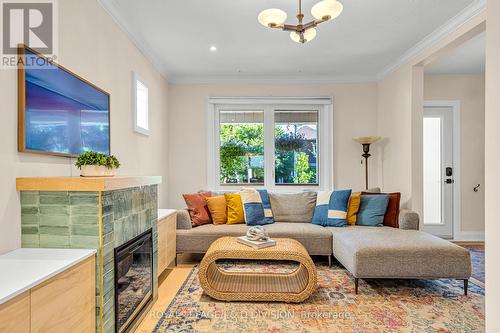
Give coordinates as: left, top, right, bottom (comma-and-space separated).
207, 97, 333, 192
133, 72, 150, 136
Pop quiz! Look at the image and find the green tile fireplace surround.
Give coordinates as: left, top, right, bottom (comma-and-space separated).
17, 176, 162, 333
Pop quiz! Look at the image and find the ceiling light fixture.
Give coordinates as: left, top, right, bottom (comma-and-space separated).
210, 46, 217, 52
258, 0, 343, 44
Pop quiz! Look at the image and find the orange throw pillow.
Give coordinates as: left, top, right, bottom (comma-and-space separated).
361, 191, 401, 228
206, 195, 227, 225
183, 191, 212, 226
347, 192, 361, 225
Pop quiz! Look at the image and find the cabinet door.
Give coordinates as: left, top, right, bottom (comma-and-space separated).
158, 213, 177, 276
31, 257, 95, 333
0, 292, 30, 333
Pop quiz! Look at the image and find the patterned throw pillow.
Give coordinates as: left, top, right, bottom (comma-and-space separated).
356, 195, 390, 227
224, 193, 245, 224
312, 190, 352, 227
239, 189, 274, 226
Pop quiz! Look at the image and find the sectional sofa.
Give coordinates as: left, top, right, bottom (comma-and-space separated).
175, 190, 471, 294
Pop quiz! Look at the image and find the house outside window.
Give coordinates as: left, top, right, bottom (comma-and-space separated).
207, 97, 333, 191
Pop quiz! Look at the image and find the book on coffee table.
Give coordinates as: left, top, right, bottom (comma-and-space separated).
237, 236, 276, 249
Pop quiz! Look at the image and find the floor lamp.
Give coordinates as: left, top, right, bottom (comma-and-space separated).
353, 136, 382, 190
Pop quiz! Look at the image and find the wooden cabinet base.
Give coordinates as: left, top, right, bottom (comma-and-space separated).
31, 256, 95, 333
0, 256, 95, 333
0, 291, 30, 333
158, 212, 177, 276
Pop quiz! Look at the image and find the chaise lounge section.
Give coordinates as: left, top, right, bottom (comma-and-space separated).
330, 226, 472, 294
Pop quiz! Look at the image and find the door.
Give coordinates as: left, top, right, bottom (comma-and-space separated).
423, 106, 454, 238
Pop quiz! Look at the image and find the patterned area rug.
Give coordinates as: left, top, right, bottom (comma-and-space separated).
153, 261, 484, 333
463, 245, 485, 284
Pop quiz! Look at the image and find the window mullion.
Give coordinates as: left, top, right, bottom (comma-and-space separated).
263, 105, 275, 189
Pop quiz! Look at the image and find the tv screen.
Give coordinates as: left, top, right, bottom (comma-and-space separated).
18, 47, 110, 157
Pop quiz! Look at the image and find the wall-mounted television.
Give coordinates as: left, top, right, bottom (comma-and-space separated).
18, 45, 110, 157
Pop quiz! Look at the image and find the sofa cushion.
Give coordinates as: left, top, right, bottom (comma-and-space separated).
362, 191, 401, 228
240, 189, 274, 226
206, 195, 227, 225
347, 192, 361, 225
182, 191, 212, 226
177, 222, 332, 255
356, 195, 389, 227
269, 191, 316, 223
224, 193, 245, 224
328, 226, 471, 279
312, 190, 351, 227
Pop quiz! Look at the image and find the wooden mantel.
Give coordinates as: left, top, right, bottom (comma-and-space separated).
16, 176, 162, 192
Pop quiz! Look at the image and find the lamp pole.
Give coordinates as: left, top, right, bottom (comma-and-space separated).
362, 143, 371, 190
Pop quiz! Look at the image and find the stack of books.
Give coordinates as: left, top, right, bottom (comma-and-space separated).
237, 236, 276, 249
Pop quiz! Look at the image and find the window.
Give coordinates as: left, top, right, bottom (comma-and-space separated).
208, 98, 332, 190
219, 111, 264, 185
133, 72, 149, 135
275, 111, 318, 185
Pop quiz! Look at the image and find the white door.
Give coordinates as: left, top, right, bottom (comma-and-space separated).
423, 106, 454, 238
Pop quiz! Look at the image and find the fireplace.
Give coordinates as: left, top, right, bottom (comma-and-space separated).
114, 229, 153, 333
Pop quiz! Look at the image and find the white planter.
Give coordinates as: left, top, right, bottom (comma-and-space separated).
80, 165, 115, 177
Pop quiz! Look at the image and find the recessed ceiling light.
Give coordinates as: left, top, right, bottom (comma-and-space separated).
210, 46, 217, 52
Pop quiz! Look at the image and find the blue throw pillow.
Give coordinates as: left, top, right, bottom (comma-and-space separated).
312, 190, 352, 227
356, 195, 390, 227
240, 188, 274, 226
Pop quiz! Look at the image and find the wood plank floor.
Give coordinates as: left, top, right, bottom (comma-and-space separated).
135, 255, 201, 333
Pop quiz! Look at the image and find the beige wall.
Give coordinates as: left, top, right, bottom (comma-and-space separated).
485, 0, 500, 329
167, 83, 378, 208
424, 74, 485, 233
0, 0, 169, 254
376, 13, 486, 220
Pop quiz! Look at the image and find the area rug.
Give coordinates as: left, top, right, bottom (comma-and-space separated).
153, 261, 485, 333
462, 245, 485, 284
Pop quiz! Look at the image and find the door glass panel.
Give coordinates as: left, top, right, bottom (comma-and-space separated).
219, 111, 264, 185
423, 117, 442, 224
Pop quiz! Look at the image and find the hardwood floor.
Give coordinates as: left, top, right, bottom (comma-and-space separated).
135, 254, 202, 333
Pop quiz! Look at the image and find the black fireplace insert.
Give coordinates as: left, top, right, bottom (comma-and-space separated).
114, 229, 153, 333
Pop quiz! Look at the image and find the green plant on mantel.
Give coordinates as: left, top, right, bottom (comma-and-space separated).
75, 151, 121, 169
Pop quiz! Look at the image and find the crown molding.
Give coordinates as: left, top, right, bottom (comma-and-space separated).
168, 74, 379, 85
376, 0, 486, 80
97, 0, 170, 81
99, 0, 485, 85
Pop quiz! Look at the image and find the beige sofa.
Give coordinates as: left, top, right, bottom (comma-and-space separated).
175, 191, 419, 263
175, 190, 471, 295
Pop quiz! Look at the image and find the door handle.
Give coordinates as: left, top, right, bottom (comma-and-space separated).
445, 179, 454, 184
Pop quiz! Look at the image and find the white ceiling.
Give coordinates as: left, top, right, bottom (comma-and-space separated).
425, 32, 485, 75
99, 0, 484, 83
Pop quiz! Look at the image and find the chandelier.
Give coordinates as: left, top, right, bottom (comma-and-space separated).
258, 0, 343, 44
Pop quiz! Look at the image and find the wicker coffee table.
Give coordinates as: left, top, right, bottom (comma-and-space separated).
198, 237, 317, 303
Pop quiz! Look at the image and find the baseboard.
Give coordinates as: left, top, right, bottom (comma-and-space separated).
452, 231, 485, 242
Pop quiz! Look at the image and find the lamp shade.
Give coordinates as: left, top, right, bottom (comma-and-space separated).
353, 136, 382, 145
311, 0, 343, 20
258, 8, 287, 27
290, 28, 317, 43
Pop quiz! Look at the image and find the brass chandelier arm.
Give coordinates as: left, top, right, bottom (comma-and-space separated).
272, 18, 328, 32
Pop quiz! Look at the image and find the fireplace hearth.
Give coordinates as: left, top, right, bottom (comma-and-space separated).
114, 229, 153, 333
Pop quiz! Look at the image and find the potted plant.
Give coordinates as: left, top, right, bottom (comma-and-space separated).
75, 151, 121, 177
275, 132, 307, 152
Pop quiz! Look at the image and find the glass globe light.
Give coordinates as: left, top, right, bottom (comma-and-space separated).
258, 8, 287, 27
311, 0, 343, 20
290, 28, 317, 43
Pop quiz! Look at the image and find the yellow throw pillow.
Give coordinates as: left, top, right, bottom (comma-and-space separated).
206, 195, 227, 225
347, 192, 361, 225
224, 193, 245, 224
